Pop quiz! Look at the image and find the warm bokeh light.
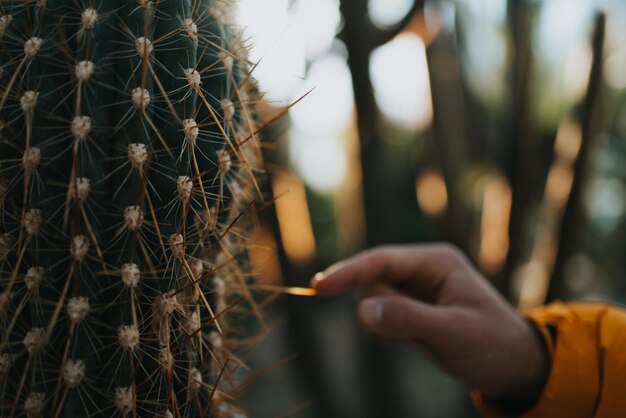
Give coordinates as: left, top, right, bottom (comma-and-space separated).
546, 119, 581, 208
516, 261, 551, 311
249, 227, 284, 285
370, 33, 433, 130
517, 119, 583, 308
335, 124, 368, 255
545, 163, 574, 208
272, 172, 317, 264
478, 174, 512, 275
554, 120, 583, 163
416, 171, 448, 217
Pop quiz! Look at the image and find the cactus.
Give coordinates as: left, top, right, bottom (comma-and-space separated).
0, 1, 264, 417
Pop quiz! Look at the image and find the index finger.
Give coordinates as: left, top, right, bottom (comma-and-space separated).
311, 244, 469, 297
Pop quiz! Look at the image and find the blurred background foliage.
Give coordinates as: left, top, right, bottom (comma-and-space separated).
234, 0, 626, 417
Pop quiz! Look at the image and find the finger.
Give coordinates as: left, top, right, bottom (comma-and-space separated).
312, 244, 468, 296
357, 282, 402, 299
357, 295, 449, 341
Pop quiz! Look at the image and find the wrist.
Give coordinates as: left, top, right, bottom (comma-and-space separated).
483, 318, 551, 412
517, 319, 551, 404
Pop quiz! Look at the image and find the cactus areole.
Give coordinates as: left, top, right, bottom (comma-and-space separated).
0, 1, 264, 417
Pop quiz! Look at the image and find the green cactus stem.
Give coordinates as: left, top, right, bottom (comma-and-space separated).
0, 0, 264, 417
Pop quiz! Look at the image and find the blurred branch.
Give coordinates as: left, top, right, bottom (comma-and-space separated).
502, 0, 535, 294
547, 12, 606, 301
338, 1, 426, 417
425, 25, 474, 252
339, 0, 377, 144
339, 0, 424, 246
368, 1, 424, 48
338, 0, 423, 49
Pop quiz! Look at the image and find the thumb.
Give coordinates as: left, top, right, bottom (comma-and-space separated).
357, 296, 447, 340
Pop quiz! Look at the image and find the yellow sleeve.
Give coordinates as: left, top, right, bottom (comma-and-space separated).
473, 301, 626, 418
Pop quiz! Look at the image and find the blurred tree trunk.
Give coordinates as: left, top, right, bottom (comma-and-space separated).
425, 21, 474, 253
339, 1, 423, 417
502, 0, 535, 296
259, 121, 336, 417
340, 0, 424, 247
548, 13, 606, 301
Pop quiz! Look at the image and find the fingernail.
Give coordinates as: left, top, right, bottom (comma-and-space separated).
310, 272, 325, 289
360, 300, 383, 327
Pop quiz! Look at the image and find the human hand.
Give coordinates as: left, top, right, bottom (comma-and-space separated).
312, 244, 549, 405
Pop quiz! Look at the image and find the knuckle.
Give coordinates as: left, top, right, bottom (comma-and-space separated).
433, 243, 468, 266
367, 245, 393, 259
363, 246, 393, 268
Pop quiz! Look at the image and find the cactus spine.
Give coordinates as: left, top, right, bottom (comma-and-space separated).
0, 1, 264, 417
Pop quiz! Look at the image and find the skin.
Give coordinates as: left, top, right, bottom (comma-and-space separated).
311, 244, 550, 407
